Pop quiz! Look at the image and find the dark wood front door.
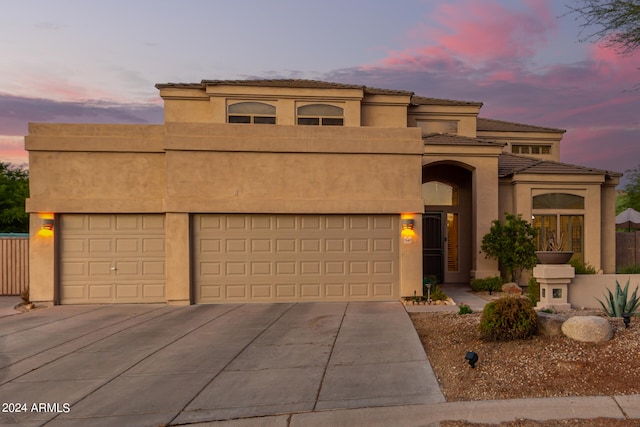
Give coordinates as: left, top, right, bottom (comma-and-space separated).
423, 212, 444, 283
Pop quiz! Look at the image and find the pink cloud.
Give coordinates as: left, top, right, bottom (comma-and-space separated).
0, 136, 28, 166
384, 0, 556, 68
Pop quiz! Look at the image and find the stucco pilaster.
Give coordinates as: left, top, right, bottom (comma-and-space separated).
601, 183, 617, 273
400, 213, 423, 297
165, 213, 191, 305
28, 213, 56, 305
472, 162, 500, 279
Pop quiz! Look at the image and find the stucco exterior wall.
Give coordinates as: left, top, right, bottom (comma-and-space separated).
569, 274, 640, 309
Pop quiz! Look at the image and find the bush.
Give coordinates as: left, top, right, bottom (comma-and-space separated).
458, 303, 473, 315
526, 277, 540, 306
619, 264, 640, 274
430, 285, 448, 301
471, 276, 503, 294
569, 259, 596, 274
479, 297, 538, 341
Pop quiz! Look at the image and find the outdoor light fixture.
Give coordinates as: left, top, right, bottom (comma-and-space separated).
623, 312, 631, 328
40, 218, 54, 231
465, 351, 479, 368
401, 218, 415, 230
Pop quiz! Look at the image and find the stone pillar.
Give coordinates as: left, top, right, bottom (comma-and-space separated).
533, 264, 575, 311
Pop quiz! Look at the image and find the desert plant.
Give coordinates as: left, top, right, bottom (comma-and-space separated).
19, 287, 30, 304
479, 296, 538, 341
458, 303, 473, 315
596, 279, 640, 317
470, 276, 503, 294
481, 213, 538, 282
541, 230, 566, 251
526, 276, 540, 306
569, 259, 596, 274
430, 285, 448, 301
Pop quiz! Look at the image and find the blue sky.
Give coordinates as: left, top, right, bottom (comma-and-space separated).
1, 0, 638, 184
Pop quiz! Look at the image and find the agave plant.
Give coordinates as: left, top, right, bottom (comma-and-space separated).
596, 279, 640, 317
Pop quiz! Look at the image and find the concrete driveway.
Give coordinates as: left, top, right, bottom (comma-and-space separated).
0, 301, 444, 426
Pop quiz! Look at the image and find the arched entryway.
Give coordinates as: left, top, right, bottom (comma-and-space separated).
422, 163, 472, 283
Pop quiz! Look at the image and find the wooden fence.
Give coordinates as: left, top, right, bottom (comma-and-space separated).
616, 231, 640, 271
0, 235, 29, 296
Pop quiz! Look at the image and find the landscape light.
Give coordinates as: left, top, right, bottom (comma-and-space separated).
622, 312, 631, 328
465, 351, 479, 368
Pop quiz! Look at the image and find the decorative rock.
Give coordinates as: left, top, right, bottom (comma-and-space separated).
561, 316, 613, 343
537, 312, 565, 336
502, 282, 523, 295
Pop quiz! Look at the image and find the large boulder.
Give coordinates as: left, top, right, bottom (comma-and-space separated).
537, 312, 565, 336
561, 316, 613, 343
502, 282, 522, 295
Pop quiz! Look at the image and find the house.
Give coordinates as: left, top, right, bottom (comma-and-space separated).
25, 79, 620, 305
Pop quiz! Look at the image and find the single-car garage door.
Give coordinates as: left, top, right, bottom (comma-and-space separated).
59, 214, 166, 304
193, 214, 399, 303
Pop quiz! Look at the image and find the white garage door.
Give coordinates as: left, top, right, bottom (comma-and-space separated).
193, 214, 399, 303
59, 214, 165, 304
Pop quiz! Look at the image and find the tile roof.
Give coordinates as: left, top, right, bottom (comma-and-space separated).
478, 117, 565, 133
156, 79, 413, 95
412, 95, 483, 107
498, 153, 621, 178
423, 133, 504, 147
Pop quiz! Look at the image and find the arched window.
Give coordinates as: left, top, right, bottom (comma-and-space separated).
422, 181, 458, 206
228, 102, 276, 124
533, 193, 584, 209
297, 104, 344, 126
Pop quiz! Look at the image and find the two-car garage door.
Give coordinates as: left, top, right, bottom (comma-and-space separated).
193, 214, 399, 303
58, 214, 399, 304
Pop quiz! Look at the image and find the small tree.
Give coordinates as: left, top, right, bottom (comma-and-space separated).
481, 213, 538, 283
0, 162, 29, 233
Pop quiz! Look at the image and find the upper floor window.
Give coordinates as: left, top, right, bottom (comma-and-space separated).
512, 144, 551, 155
297, 104, 343, 126
228, 102, 276, 124
416, 120, 458, 135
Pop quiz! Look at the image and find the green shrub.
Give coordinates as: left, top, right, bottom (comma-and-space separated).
458, 303, 473, 315
471, 276, 503, 294
596, 279, 640, 317
479, 297, 538, 341
526, 277, 540, 306
619, 264, 640, 274
430, 285, 448, 301
569, 259, 596, 274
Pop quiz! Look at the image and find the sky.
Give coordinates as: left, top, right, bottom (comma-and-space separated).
1, 0, 639, 186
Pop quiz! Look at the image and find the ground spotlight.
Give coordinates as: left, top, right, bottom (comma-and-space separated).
622, 312, 631, 328
465, 351, 479, 368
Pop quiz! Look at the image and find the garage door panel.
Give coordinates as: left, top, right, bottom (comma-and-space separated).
194, 214, 398, 303
60, 214, 166, 304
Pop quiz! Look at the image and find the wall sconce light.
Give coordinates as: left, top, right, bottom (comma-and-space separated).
41, 218, 54, 231
465, 351, 479, 368
402, 218, 415, 230
623, 312, 631, 328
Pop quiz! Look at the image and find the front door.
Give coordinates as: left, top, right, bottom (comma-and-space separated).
423, 212, 444, 283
